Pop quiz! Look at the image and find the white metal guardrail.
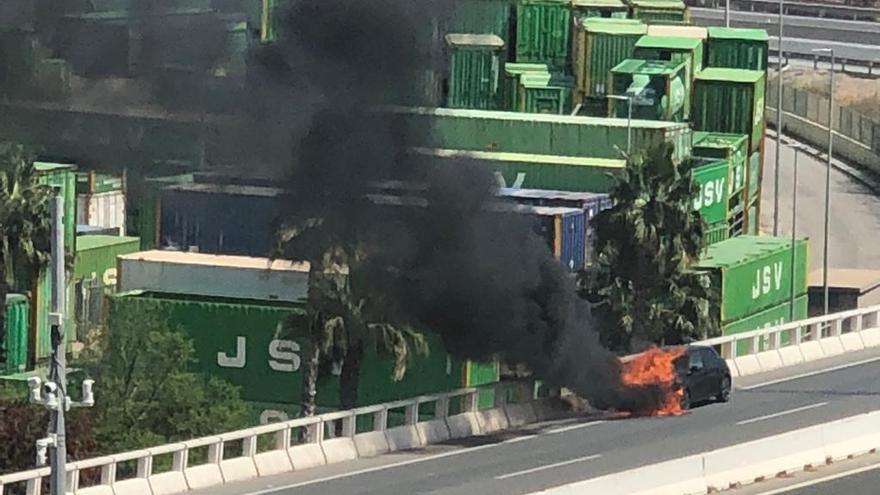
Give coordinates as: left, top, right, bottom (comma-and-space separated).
0, 380, 557, 495
694, 305, 880, 377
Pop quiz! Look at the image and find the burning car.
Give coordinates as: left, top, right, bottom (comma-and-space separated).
619, 345, 732, 415
673, 345, 732, 410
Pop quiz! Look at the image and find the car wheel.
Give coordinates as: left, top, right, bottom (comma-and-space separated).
680, 388, 691, 410
717, 376, 731, 403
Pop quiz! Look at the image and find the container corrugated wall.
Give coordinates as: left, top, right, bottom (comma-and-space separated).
3, 294, 29, 374
572, 20, 647, 99
515, 0, 571, 70
109, 293, 474, 407
692, 159, 730, 225
723, 295, 807, 354
706, 27, 769, 71
35, 162, 77, 253
695, 236, 809, 323
692, 69, 766, 152
691, 132, 749, 212
159, 184, 284, 256
703, 222, 729, 248
76, 190, 126, 234
447, 0, 513, 46
446, 35, 505, 110
418, 149, 626, 192
394, 107, 693, 163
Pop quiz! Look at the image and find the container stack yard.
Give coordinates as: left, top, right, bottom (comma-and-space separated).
0, 0, 807, 420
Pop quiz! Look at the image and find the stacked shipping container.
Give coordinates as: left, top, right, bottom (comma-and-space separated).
3, 295, 29, 375
694, 236, 809, 353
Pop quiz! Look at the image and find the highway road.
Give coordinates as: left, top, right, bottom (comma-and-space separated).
692, 8, 880, 46
193, 348, 880, 495
760, 137, 880, 271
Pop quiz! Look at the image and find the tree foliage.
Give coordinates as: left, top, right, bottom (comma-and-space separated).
579, 144, 719, 352
0, 401, 96, 475
77, 304, 250, 453
0, 143, 53, 365
275, 222, 428, 414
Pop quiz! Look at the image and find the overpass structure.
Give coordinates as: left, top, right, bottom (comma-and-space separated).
1, 305, 878, 495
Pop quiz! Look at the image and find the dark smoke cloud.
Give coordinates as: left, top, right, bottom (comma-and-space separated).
246, 0, 664, 411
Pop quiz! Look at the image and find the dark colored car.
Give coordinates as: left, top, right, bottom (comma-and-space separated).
674, 345, 732, 410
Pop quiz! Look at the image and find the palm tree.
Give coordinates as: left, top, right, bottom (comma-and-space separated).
0, 143, 53, 366
275, 220, 428, 416
579, 143, 719, 352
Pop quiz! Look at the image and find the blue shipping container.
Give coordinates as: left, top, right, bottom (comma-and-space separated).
498, 188, 610, 264
159, 183, 285, 257
526, 206, 587, 272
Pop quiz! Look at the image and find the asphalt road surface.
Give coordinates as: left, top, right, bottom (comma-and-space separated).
691, 8, 880, 46
193, 348, 880, 495
760, 137, 880, 271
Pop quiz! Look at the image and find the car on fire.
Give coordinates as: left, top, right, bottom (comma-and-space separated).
673, 345, 732, 410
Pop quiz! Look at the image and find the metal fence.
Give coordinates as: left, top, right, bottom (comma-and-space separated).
767, 78, 880, 155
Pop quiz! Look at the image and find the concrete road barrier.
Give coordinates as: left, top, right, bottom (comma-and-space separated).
755, 350, 784, 371
475, 408, 510, 433
860, 328, 880, 348
504, 402, 538, 428
415, 419, 451, 445
778, 346, 805, 367
446, 412, 483, 439
529, 455, 706, 495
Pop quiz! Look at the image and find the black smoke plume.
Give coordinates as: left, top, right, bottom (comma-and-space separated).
248, 0, 665, 411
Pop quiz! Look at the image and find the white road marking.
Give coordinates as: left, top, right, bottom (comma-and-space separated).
739, 356, 880, 391
544, 420, 608, 435
752, 460, 880, 494
736, 402, 828, 426
494, 454, 602, 480
238, 420, 606, 495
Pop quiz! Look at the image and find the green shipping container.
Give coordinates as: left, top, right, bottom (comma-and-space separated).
515, 0, 571, 70
517, 72, 573, 114
633, 35, 704, 119
446, 0, 514, 46
571, 0, 630, 19
692, 68, 766, 153
76, 170, 124, 195
723, 294, 807, 355
3, 294, 29, 375
608, 58, 687, 122
413, 148, 626, 192
706, 27, 769, 71
391, 106, 694, 163
71, 235, 141, 342
692, 132, 748, 211
572, 18, 647, 99
504, 62, 551, 111
446, 34, 506, 111
108, 292, 491, 407
73, 235, 141, 282
628, 0, 690, 23
694, 236, 809, 324
35, 162, 77, 253
692, 159, 731, 225
703, 221, 729, 248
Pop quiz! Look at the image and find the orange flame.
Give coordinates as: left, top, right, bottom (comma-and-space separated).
619, 346, 687, 416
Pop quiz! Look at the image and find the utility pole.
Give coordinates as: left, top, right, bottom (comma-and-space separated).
28, 191, 94, 494
773, 0, 784, 236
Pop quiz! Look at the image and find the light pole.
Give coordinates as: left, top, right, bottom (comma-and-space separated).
607, 94, 633, 155
725, 0, 731, 27
812, 47, 835, 316
789, 145, 800, 320
773, 0, 785, 236
27, 192, 95, 494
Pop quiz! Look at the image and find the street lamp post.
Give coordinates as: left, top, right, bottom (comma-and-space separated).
725, 0, 731, 27
789, 145, 800, 320
773, 0, 785, 236
812, 48, 835, 315
607, 94, 633, 155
